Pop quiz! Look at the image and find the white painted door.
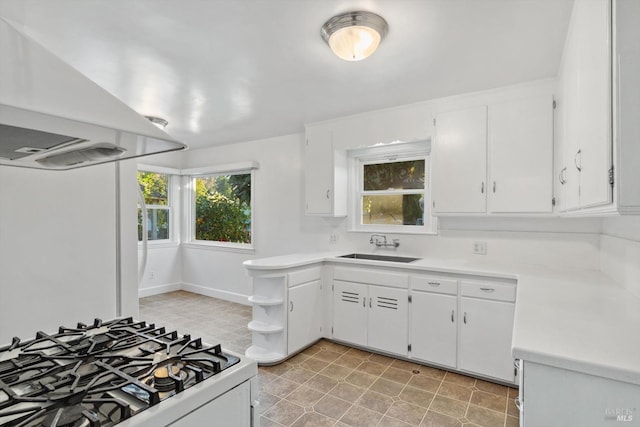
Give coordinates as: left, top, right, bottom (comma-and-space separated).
332, 281, 367, 347
410, 291, 457, 368
288, 280, 323, 354
488, 96, 554, 213
459, 297, 515, 382
304, 126, 333, 215
432, 106, 488, 213
367, 285, 408, 356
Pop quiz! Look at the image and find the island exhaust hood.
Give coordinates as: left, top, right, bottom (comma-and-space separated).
0, 17, 187, 170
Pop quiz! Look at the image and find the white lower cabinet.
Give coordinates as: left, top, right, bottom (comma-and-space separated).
410, 291, 457, 368
458, 281, 516, 383
288, 279, 323, 354
333, 280, 408, 356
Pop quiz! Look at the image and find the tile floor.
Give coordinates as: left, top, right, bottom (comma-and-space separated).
140, 291, 520, 427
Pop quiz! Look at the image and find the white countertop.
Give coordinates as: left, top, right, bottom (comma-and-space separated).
244, 252, 640, 385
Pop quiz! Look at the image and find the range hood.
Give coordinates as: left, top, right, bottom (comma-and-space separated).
0, 104, 186, 170
0, 17, 187, 170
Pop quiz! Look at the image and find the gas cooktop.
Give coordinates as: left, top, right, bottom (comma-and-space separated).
0, 317, 240, 426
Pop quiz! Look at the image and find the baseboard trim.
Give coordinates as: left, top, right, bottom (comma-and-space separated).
138, 283, 182, 298
181, 282, 250, 306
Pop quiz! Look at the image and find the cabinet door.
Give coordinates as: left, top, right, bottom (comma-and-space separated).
488, 96, 553, 213
332, 281, 367, 347
288, 280, 323, 354
432, 106, 488, 213
459, 297, 515, 382
304, 126, 333, 215
367, 285, 408, 356
410, 291, 457, 368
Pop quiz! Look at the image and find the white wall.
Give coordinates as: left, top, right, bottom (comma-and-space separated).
600, 216, 640, 298
0, 164, 125, 343
178, 133, 326, 303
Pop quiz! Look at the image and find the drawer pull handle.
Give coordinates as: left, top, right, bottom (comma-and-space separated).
363, 297, 366, 307
289, 301, 294, 312
480, 287, 495, 292
515, 396, 523, 411
369, 297, 372, 308
451, 310, 454, 322
428, 282, 441, 287
463, 312, 467, 324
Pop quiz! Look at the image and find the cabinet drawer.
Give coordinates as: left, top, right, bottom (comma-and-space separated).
288, 267, 322, 287
410, 276, 458, 295
333, 266, 408, 289
461, 280, 516, 302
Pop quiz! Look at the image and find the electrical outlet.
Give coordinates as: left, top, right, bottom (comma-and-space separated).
472, 241, 487, 255
329, 234, 339, 244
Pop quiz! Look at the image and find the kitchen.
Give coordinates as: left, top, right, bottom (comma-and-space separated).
1, 0, 639, 426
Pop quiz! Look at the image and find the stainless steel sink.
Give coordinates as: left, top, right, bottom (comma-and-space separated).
338, 253, 421, 263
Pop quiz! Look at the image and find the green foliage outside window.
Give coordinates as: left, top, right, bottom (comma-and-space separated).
195, 174, 251, 244
137, 171, 170, 241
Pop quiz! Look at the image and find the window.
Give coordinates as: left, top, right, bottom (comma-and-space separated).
191, 171, 253, 246
137, 171, 172, 241
351, 142, 433, 233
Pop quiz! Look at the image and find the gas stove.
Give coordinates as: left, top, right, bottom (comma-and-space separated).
0, 317, 258, 427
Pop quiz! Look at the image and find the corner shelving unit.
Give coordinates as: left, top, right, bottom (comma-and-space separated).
245, 272, 287, 364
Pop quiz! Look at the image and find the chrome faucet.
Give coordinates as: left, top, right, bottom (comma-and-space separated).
369, 234, 400, 248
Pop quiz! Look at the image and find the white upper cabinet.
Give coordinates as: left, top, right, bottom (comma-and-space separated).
557, 0, 640, 215
432, 94, 554, 215
488, 96, 554, 213
303, 124, 347, 217
432, 106, 488, 214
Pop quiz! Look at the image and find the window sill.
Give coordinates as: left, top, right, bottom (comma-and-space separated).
137, 241, 180, 249
182, 241, 255, 254
348, 228, 438, 236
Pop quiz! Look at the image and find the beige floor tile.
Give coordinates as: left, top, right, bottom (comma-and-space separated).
370, 378, 405, 397
357, 390, 394, 414
263, 399, 305, 426
475, 379, 509, 397
429, 395, 468, 418
305, 373, 339, 393
437, 381, 473, 402
390, 359, 421, 372
329, 382, 365, 403
369, 353, 395, 366
506, 396, 520, 417
334, 354, 364, 369
345, 371, 378, 389
318, 341, 351, 354
339, 404, 384, 427
506, 415, 520, 427
296, 358, 328, 374
357, 360, 388, 376
508, 387, 519, 399
443, 371, 476, 387
399, 386, 435, 408
266, 376, 300, 398
291, 412, 336, 427
345, 347, 372, 358
386, 400, 428, 425
416, 365, 447, 380
319, 363, 354, 380
469, 390, 507, 412
287, 352, 310, 366
381, 366, 413, 385
258, 391, 281, 414
314, 394, 353, 420
260, 362, 293, 377
260, 416, 286, 427
301, 345, 322, 357
465, 404, 505, 427
314, 349, 343, 362
285, 385, 325, 407
281, 367, 317, 384
408, 374, 442, 393
420, 410, 462, 427
378, 416, 414, 427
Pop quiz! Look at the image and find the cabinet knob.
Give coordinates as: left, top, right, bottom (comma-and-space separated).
289, 301, 294, 312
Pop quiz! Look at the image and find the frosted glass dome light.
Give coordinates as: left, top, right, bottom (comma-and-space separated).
321, 11, 388, 61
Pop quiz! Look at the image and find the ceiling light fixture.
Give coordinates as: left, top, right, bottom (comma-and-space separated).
144, 116, 169, 129
321, 11, 388, 61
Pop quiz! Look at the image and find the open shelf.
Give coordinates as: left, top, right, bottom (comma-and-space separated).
247, 321, 284, 334
248, 295, 283, 306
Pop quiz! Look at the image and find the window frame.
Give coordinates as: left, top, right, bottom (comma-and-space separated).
348, 141, 436, 234
137, 166, 179, 245
183, 162, 257, 253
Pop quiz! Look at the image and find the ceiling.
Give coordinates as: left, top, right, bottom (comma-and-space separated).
0, 0, 574, 150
